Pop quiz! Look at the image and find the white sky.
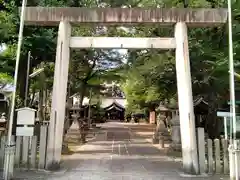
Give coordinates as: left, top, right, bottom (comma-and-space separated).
118, 49, 128, 54
0, 43, 6, 52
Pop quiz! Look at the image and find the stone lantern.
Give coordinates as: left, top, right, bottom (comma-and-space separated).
0, 93, 8, 116
170, 111, 181, 151
158, 119, 170, 148
152, 104, 170, 146
0, 113, 7, 135
0, 89, 12, 132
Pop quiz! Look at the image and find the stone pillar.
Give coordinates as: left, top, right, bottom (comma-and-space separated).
175, 22, 199, 174
149, 111, 156, 124
170, 111, 181, 151
46, 21, 71, 169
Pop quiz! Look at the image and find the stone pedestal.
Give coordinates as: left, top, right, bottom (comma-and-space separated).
152, 113, 164, 144
158, 120, 169, 148
79, 120, 87, 144
3, 139, 16, 180
170, 114, 181, 151
152, 122, 160, 144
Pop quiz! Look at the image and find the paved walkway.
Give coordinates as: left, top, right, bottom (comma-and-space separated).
14, 122, 229, 180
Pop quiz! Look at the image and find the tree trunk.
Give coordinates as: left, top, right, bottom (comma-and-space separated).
77, 88, 87, 140
38, 64, 46, 121
18, 58, 28, 104
30, 90, 36, 107
206, 91, 219, 139
78, 88, 86, 108
38, 89, 44, 121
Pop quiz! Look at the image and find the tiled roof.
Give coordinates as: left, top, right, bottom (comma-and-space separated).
100, 98, 126, 109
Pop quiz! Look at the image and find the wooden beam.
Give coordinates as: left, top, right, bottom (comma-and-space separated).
70, 37, 176, 49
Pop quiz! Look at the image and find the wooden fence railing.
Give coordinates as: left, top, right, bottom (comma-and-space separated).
197, 127, 230, 175
0, 124, 49, 170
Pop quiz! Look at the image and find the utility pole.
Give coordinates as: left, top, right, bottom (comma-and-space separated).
227, 0, 239, 179
24, 51, 31, 107
3, 0, 27, 179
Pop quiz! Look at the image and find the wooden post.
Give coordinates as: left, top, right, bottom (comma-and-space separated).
221, 139, 229, 174
22, 136, 29, 167
197, 128, 206, 174
0, 136, 6, 168
39, 125, 48, 169
46, 21, 71, 169
175, 22, 199, 174
15, 136, 22, 167
214, 139, 221, 173
30, 136, 37, 168
207, 139, 213, 174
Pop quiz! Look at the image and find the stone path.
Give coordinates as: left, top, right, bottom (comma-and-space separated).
13, 122, 229, 180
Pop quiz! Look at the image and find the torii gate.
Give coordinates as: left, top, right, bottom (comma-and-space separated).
23, 7, 227, 174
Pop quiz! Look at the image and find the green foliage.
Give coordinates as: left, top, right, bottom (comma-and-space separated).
0, 72, 13, 88
1, 0, 240, 137
121, 50, 176, 113
0, 45, 16, 73
69, 48, 124, 104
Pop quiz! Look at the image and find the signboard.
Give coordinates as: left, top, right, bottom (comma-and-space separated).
217, 111, 240, 139
16, 107, 36, 136
217, 111, 233, 117
16, 107, 36, 125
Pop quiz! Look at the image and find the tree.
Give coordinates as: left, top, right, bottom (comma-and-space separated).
121, 49, 176, 122
68, 48, 124, 106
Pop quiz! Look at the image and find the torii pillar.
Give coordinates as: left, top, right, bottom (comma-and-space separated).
175, 22, 199, 174
46, 21, 71, 169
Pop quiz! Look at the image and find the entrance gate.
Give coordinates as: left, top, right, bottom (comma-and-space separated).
24, 7, 227, 174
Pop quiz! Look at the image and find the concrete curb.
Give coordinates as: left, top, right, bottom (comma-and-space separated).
13, 160, 69, 175
178, 172, 210, 178
14, 167, 68, 175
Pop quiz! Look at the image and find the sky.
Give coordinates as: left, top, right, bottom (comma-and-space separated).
117, 49, 128, 64
0, 43, 6, 53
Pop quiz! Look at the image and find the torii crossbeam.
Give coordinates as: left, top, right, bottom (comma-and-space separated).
23, 7, 227, 26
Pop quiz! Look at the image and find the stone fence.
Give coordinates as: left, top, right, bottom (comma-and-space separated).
197, 127, 229, 175
0, 124, 49, 172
